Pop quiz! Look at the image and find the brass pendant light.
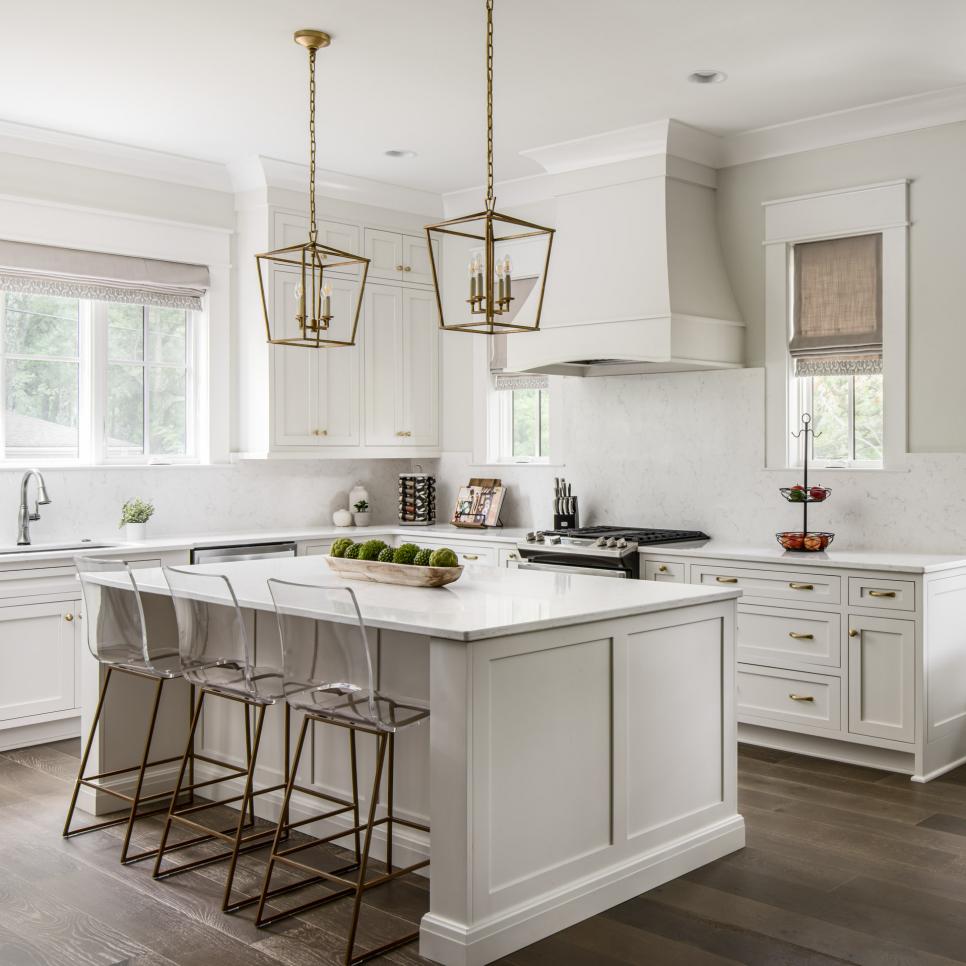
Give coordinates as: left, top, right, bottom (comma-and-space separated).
256, 30, 370, 348
425, 0, 554, 334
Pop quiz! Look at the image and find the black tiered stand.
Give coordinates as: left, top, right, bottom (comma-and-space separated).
777, 413, 834, 551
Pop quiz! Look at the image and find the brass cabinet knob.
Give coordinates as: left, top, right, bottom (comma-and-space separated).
869, 590, 896, 598
788, 632, 814, 640
789, 582, 814, 591
395, 264, 404, 271
403, 265, 412, 272
849, 628, 859, 637
716, 576, 738, 584
64, 613, 74, 622
658, 565, 669, 573
789, 693, 815, 702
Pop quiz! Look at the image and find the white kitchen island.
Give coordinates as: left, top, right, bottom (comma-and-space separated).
84, 558, 743, 966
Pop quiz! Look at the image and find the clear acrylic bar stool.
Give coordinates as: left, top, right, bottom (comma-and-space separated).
154, 565, 350, 914
256, 577, 430, 966
65, 555, 189, 864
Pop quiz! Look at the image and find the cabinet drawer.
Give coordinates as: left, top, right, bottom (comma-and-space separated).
737, 604, 841, 670
848, 576, 916, 612
693, 564, 840, 604
737, 665, 841, 732
418, 540, 497, 567
644, 560, 685, 583
300, 541, 333, 557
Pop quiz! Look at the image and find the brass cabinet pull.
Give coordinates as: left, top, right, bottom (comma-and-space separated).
716, 576, 738, 583
403, 265, 412, 272
789, 693, 815, 702
395, 264, 404, 271
658, 565, 669, 573
849, 628, 859, 637
64, 613, 74, 622
789, 582, 814, 591
395, 430, 412, 437
788, 632, 814, 640
313, 429, 327, 437
463, 553, 479, 560
868, 590, 897, 598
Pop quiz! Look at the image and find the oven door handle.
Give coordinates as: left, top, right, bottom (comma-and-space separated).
517, 561, 627, 578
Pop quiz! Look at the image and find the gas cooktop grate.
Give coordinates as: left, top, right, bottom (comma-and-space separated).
542, 526, 710, 545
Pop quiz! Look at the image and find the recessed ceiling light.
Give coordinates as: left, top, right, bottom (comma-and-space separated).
384, 149, 418, 158
688, 69, 727, 84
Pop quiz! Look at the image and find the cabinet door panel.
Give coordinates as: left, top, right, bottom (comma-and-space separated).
401, 234, 437, 286
402, 288, 439, 446
0, 600, 78, 722
364, 286, 405, 444
274, 212, 361, 275
272, 269, 320, 447
364, 229, 404, 282
848, 614, 915, 743
317, 277, 361, 446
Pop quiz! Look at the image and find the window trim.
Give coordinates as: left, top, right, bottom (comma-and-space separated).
764, 180, 908, 471
0, 292, 203, 467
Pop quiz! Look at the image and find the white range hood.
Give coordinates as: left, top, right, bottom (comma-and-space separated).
503, 120, 745, 377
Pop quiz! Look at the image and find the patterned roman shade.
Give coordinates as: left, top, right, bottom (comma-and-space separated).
791, 233, 882, 376
0, 240, 209, 310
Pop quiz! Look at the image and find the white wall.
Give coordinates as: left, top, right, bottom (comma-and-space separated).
434, 367, 966, 553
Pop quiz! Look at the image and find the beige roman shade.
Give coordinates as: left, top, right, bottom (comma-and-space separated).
790, 233, 882, 376
0, 240, 209, 311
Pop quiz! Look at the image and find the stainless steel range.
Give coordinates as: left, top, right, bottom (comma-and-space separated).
516, 525, 710, 579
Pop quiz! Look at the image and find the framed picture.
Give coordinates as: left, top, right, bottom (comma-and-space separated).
451, 478, 506, 528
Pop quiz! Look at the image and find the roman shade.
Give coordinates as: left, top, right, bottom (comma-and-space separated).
790, 233, 882, 376
0, 240, 209, 310
490, 331, 548, 391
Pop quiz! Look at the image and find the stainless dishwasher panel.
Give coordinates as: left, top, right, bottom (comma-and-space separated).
190, 542, 298, 564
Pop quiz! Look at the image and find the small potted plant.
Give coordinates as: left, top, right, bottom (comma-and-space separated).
120, 498, 155, 541
352, 499, 370, 528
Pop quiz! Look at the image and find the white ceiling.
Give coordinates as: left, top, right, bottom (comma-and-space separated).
2, 0, 966, 194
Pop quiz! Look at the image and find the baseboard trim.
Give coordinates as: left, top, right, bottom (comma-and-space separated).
0, 714, 80, 752
418, 814, 745, 966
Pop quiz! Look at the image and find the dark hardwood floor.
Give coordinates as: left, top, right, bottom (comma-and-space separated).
2, 739, 966, 965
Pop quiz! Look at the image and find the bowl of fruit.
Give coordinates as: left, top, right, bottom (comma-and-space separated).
325, 539, 463, 587
780, 484, 831, 503
776, 531, 834, 552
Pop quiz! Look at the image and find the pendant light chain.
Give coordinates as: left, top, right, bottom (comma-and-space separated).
308, 46, 318, 243
485, 0, 495, 211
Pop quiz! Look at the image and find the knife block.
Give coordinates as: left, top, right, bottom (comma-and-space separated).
553, 501, 579, 531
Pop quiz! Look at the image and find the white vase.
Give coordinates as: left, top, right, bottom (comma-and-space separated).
353, 512, 371, 528
125, 522, 147, 542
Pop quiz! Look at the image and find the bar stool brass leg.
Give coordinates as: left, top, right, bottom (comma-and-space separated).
153, 688, 206, 879
63, 666, 114, 838
386, 732, 395, 874
254, 713, 311, 927
349, 728, 361, 864
243, 702, 256, 827
187, 683, 196, 807
119, 675, 165, 864
345, 732, 389, 966
222, 703, 267, 913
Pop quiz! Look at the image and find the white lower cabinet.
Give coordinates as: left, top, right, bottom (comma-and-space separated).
847, 613, 915, 743
737, 665, 841, 732
0, 599, 79, 723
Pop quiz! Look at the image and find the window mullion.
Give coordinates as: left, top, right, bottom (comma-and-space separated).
142, 308, 150, 459
79, 300, 96, 465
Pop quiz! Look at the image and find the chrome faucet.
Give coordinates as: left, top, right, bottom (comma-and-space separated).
17, 469, 51, 545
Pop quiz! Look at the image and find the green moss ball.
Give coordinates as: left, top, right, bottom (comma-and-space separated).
330, 537, 354, 558
358, 540, 389, 561
377, 547, 395, 562
344, 543, 361, 559
393, 543, 420, 565
429, 547, 459, 568
413, 548, 432, 566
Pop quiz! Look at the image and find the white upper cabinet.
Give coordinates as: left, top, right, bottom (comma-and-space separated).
364, 285, 439, 447
271, 269, 361, 448
364, 228, 438, 286
273, 212, 362, 276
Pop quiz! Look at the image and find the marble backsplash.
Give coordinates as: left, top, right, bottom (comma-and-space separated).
0, 459, 408, 546
432, 368, 966, 555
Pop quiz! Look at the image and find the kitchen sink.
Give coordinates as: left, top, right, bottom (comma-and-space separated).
0, 541, 115, 555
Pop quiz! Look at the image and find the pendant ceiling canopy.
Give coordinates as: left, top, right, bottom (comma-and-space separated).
425, 0, 555, 335
256, 30, 370, 349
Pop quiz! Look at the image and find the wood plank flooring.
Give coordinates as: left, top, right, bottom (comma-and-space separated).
1, 739, 965, 964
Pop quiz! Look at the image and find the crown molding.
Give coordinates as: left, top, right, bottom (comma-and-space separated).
230, 155, 443, 218
720, 83, 966, 167
0, 119, 233, 193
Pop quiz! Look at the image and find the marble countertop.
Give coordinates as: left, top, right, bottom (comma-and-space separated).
636, 540, 966, 574
0, 524, 530, 567
90, 556, 740, 642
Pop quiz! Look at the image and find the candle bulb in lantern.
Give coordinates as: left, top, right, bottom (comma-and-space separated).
321, 280, 332, 321
475, 256, 484, 303
503, 255, 512, 302
496, 257, 505, 306
294, 280, 306, 328
468, 259, 477, 301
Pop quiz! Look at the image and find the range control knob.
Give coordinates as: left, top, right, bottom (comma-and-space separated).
616, 539, 628, 549
606, 537, 618, 548
594, 536, 607, 547
525, 531, 537, 542
547, 534, 561, 545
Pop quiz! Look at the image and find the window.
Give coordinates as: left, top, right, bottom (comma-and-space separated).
489, 374, 551, 464
0, 291, 196, 463
788, 233, 884, 468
